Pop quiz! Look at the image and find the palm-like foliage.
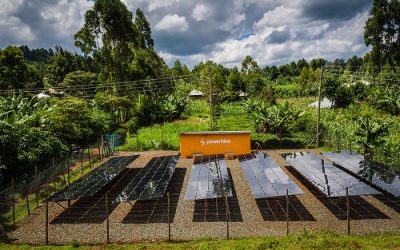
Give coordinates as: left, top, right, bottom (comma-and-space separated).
355, 117, 388, 160
249, 101, 300, 138
0, 94, 49, 128
376, 87, 400, 115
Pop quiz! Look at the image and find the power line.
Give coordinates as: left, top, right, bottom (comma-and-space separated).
0, 75, 193, 95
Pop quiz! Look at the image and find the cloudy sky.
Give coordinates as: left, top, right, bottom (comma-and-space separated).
0, 0, 372, 68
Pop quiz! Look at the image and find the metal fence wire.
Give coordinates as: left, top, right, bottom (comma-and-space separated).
1, 151, 400, 245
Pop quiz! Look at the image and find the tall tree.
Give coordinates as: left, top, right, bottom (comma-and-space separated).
0, 46, 42, 90
135, 8, 154, 49
364, 0, 400, 68
75, 0, 137, 82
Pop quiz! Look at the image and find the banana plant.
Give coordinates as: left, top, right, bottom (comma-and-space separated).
355, 117, 388, 160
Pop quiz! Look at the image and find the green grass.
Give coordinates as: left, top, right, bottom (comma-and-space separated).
2, 231, 400, 249
183, 99, 209, 118
277, 96, 316, 110
120, 119, 208, 151
216, 102, 253, 131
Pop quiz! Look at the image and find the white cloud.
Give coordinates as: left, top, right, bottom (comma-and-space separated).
155, 14, 189, 32
40, 0, 93, 40
192, 3, 211, 22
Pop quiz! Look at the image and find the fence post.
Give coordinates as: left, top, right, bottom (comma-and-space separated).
67, 156, 71, 208
100, 134, 104, 161
105, 193, 110, 244
45, 200, 49, 245
167, 192, 171, 241
286, 188, 289, 236
11, 178, 15, 224
35, 165, 39, 207
225, 195, 230, 239
80, 149, 84, 175
346, 187, 350, 235
26, 194, 30, 215
52, 158, 57, 191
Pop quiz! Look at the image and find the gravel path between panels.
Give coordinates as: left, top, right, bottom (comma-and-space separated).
7, 150, 400, 244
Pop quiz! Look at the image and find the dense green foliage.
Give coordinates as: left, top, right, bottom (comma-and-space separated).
0, 0, 399, 187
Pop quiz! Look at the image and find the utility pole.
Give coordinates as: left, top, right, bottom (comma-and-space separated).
316, 66, 324, 147
209, 77, 213, 131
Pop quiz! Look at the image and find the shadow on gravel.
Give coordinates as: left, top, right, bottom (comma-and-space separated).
51, 168, 141, 224
256, 196, 315, 221
193, 169, 243, 222
375, 196, 400, 214
122, 168, 186, 224
286, 165, 390, 220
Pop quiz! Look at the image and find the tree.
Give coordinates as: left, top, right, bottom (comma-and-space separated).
75, 0, 137, 82
323, 74, 353, 108
44, 47, 82, 85
61, 70, 98, 97
241, 55, 263, 96
0, 46, 28, 90
46, 97, 108, 148
135, 8, 154, 49
364, 0, 400, 68
172, 59, 190, 77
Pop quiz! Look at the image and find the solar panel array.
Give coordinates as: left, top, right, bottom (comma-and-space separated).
284, 152, 381, 197
184, 155, 233, 200
238, 152, 303, 198
48, 155, 138, 202
114, 155, 179, 202
323, 151, 400, 197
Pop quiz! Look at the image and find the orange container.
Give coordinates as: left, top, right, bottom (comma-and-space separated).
179, 131, 251, 157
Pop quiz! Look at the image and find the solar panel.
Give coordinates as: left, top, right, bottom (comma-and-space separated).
283, 152, 381, 197
184, 155, 233, 200
238, 152, 303, 198
323, 151, 400, 197
114, 155, 179, 202
48, 155, 138, 201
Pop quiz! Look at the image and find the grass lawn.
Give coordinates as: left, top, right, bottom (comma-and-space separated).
120, 118, 208, 151
1, 231, 400, 249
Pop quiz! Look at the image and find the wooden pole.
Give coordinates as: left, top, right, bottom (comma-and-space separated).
225, 195, 230, 239
26, 195, 30, 215
316, 66, 324, 147
105, 193, 110, 244
286, 188, 289, 236
346, 187, 350, 235
167, 192, 171, 241
35, 165, 39, 207
11, 178, 15, 224
67, 156, 71, 208
209, 77, 213, 131
80, 149, 84, 175
45, 200, 49, 245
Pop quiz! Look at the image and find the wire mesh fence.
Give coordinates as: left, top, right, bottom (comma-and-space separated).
0, 138, 118, 228
1, 151, 400, 245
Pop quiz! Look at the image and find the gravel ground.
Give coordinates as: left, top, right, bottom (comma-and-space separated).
7, 150, 400, 244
